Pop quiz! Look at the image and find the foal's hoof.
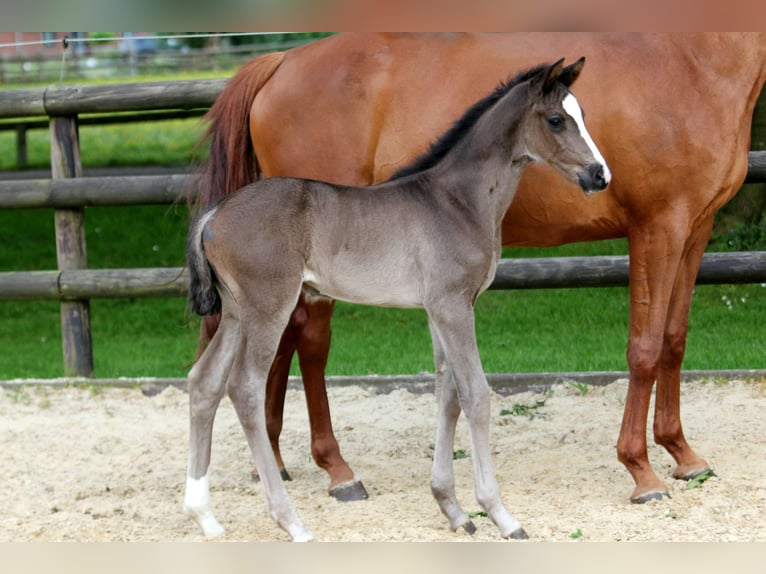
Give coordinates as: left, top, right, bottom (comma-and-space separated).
462, 520, 477, 535
630, 490, 670, 504
505, 527, 529, 540
250, 468, 292, 482
329, 480, 369, 502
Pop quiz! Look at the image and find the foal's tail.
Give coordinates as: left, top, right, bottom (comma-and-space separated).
187, 209, 222, 316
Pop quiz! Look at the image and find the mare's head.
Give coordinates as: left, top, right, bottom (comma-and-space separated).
520, 57, 610, 194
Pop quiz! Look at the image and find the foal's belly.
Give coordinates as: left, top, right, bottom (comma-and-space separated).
302, 264, 425, 309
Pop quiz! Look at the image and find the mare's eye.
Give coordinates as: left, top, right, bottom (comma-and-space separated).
547, 115, 565, 131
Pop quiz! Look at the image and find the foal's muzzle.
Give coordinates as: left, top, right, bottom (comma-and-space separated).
578, 163, 610, 193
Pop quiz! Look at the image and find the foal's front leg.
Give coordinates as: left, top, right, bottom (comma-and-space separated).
428, 303, 527, 540
429, 321, 475, 534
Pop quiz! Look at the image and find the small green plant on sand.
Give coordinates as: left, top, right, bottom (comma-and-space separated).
500, 391, 553, 420
568, 381, 589, 396
686, 469, 715, 490
427, 444, 470, 460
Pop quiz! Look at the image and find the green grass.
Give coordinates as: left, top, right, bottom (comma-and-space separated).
1, 74, 765, 379
2, 205, 765, 379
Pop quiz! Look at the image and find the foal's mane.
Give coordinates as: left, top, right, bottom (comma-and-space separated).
388, 62, 552, 181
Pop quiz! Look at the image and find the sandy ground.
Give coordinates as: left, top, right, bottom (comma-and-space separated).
1, 376, 765, 542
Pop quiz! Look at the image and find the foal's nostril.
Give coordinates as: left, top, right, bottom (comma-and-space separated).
589, 163, 609, 191
594, 166, 606, 189
578, 163, 609, 193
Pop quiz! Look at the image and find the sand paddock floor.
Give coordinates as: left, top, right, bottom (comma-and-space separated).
1, 377, 765, 542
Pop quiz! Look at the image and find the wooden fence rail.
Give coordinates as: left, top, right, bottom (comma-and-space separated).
0, 79, 225, 119
1, 78, 766, 377
0, 174, 189, 208
0, 110, 206, 168
3, 152, 766, 209
2, 251, 766, 303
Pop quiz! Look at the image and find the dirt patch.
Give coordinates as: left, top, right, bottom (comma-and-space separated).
1, 378, 765, 542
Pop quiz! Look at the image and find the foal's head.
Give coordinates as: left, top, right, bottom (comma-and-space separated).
521, 58, 611, 194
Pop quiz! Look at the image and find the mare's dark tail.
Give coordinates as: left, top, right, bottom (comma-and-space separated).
187, 209, 222, 316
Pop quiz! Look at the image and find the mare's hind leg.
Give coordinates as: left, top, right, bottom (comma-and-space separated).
427, 302, 527, 540
294, 295, 367, 500
428, 320, 474, 534
260, 294, 367, 501
262, 328, 298, 481
184, 310, 239, 538
229, 301, 313, 542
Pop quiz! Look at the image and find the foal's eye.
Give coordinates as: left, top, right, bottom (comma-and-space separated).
547, 115, 565, 131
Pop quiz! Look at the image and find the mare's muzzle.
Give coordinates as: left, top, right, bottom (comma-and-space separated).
578, 162, 609, 193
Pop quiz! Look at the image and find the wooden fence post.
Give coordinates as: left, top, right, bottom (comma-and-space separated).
50, 115, 93, 377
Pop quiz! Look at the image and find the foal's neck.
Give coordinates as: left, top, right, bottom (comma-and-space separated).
430, 91, 533, 231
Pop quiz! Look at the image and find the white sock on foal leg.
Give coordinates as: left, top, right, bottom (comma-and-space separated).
184, 474, 225, 538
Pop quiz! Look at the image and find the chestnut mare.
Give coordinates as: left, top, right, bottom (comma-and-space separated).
193, 33, 766, 505
185, 59, 609, 540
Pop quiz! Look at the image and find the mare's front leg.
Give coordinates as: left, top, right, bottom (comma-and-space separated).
427, 302, 527, 540
184, 311, 238, 538
620, 219, 708, 503
654, 221, 712, 481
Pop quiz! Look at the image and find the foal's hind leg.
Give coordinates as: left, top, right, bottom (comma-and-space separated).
427, 303, 527, 540
229, 302, 313, 542
184, 311, 239, 538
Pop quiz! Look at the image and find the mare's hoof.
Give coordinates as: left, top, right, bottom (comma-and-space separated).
506, 527, 529, 540
675, 467, 715, 482
462, 521, 477, 535
630, 490, 670, 504
329, 480, 369, 502
250, 468, 292, 482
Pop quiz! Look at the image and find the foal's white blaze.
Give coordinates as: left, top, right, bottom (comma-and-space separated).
562, 93, 612, 184
184, 474, 225, 538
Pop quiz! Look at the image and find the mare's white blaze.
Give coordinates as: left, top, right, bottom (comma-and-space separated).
184, 474, 225, 538
562, 93, 612, 184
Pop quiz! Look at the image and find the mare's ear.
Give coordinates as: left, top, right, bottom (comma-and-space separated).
558, 57, 585, 88
541, 58, 566, 93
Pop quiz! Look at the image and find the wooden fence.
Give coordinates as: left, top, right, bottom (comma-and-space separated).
1, 79, 766, 377
0, 110, 206, 168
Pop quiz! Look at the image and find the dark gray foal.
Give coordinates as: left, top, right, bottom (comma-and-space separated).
184, 57, 610, 541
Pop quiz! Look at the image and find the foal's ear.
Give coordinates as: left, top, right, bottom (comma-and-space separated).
557, 57, 585, 88
541, 58, 566, 93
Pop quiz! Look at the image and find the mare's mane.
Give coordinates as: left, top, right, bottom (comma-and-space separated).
388, 62, 552, 181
